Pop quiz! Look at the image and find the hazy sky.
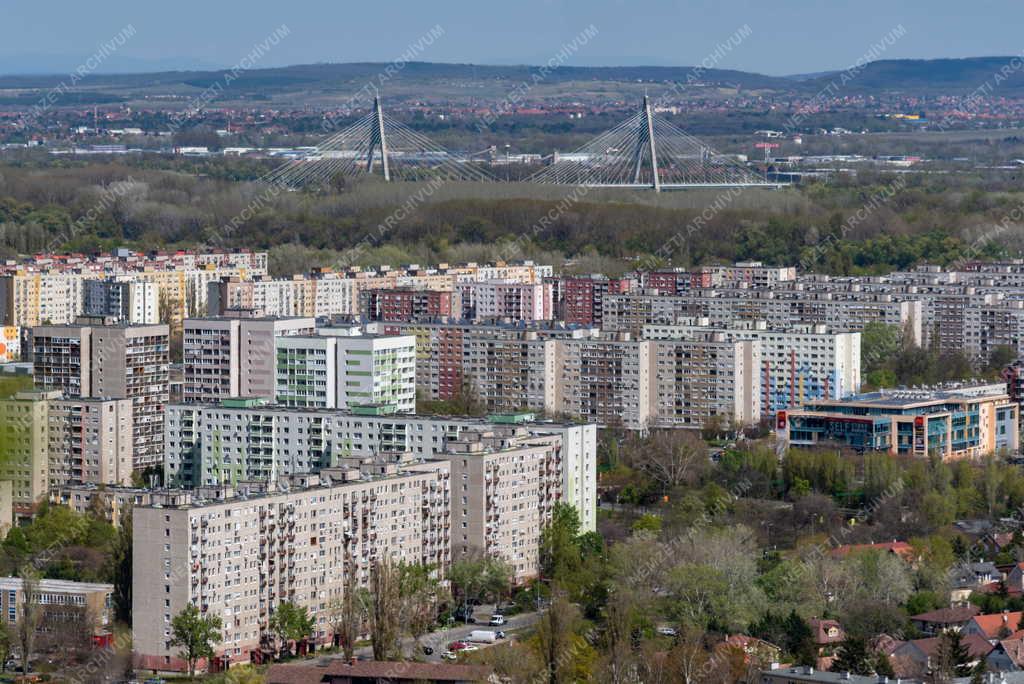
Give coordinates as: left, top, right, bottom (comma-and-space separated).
1, 0, 1021, 76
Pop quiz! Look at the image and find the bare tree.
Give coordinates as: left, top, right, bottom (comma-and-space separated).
41, 604, 94, 670
631, 430, 708, 493
664, 627, 710, 684
16, 566, 40, 675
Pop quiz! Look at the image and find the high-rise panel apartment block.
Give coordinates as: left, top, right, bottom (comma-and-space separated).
275, 333, 416, 413
163, 402, 597, 532
182, 316, 315, 404
445, 426, 563, 582
31, 319, 169, 469
132, 462, 451, 671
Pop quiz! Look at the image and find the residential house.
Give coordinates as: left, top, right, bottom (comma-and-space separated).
1005, 563, 1024, 595
890, 634, 993, 678
952, 561, 1007, 604
808, 618, 844, 670
963, 612, 1024, 642
910, 605, 981, 635
986, 630, 1024, 672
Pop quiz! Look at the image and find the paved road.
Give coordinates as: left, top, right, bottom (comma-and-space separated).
336, 606, 542, 663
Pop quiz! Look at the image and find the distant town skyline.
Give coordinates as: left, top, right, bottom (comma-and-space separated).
1, 0, 1021, 77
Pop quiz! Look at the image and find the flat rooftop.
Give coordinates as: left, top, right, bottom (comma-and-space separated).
0, 576, 112, 593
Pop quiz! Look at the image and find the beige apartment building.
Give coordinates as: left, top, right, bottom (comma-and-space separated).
652, 335, 762, 428
182, 315, 316, 404
377, 320, 598, 405
32, 319, 170, 469
560, 334, 656, 430
0, 250, 266, 331
445, 426, 562, 582
463, 335, 562, 415
132, 461, 451, 672
52, 483, 152, 527
207, 275, 359, 319
205, 262, 553, 319
47, 396, 134, 487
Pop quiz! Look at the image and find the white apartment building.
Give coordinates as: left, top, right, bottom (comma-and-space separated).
83, 278, 159, 324
163, 403, 598, 532
602, 291, 923, 346
275, 333, 416, 413
132, 463, 451, 672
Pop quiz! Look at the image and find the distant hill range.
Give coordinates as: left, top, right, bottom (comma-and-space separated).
798, 56, 1024, 94
1, 57, 1023, 108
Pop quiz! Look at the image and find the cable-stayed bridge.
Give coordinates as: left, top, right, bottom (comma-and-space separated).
527, 95, 780, 190
262, 95, 785, 191
262, 96, 497, 188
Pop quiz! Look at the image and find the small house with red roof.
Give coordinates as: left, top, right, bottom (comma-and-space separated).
962, 611, 1024, 642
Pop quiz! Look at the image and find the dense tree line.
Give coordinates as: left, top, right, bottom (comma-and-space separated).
0, 161, 1018, 276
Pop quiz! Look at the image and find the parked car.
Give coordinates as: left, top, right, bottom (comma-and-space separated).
441, 650, 457, 660
462, 644, 480, 652
489, 614, 506, 626
656, 626, 678, 637
448, 641, 469, 651
496, 631, 506, 639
